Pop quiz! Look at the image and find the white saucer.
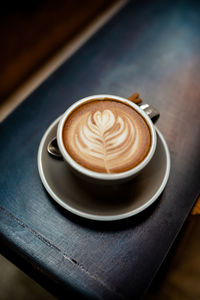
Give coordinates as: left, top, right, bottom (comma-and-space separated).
37, 117, 170, 221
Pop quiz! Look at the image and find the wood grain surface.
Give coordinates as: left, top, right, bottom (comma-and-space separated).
0, 0, 200, 298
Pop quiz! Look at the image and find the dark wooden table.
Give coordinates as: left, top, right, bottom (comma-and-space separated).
1, 0, 200, 298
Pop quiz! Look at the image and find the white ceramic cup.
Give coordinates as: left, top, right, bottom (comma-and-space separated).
57, 94, 158, 184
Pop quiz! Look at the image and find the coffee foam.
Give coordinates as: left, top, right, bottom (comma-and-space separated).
63, 100, 151, 173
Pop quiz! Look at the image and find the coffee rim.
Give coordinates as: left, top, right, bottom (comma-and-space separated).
57, 94, 157, 181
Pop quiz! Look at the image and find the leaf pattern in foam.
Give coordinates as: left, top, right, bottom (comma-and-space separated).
74, 109, 137, 172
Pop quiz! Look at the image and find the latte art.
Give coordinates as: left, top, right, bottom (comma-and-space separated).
63, 100, 151, 173
75, 109, 137, 172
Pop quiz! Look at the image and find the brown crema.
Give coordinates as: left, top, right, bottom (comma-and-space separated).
62, 99, 151, 173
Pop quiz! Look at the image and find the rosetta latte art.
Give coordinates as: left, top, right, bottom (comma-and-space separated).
74, 109, 138, 173
63, 100, 151, 173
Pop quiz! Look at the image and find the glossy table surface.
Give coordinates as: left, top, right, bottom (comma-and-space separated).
1, 0, 200, 298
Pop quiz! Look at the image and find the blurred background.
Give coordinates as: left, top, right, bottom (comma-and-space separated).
0, 254, 55, 299
0, 0, 117, 103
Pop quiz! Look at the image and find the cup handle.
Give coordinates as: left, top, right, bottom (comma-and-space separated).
139, 103, 160, 123
128, 93, 160, 123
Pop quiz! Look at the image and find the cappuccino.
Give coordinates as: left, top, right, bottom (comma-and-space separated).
62, 99, 151, 174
